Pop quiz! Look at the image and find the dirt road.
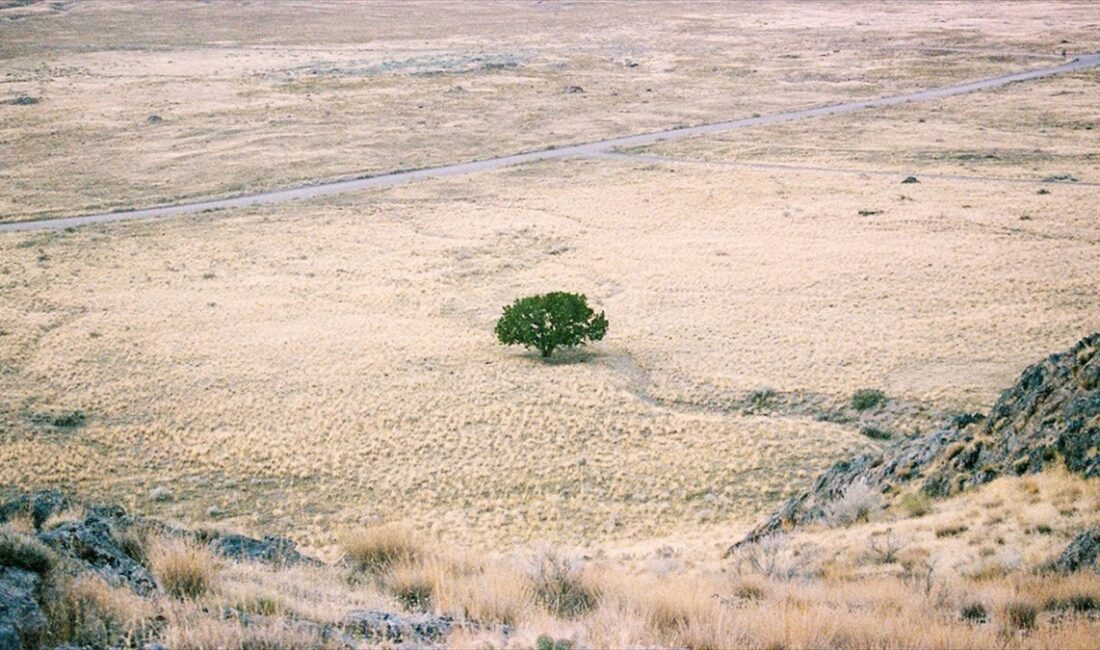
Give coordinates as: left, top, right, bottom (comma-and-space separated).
3, 53, 1097, 233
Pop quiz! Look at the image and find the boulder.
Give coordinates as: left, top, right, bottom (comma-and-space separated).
341, 609, 457, 645
0, 490, 69, 529
38, 514, 157, 595
0, 566, 45, 650
1053, 527, 1099, 574
208, 533, 321, 567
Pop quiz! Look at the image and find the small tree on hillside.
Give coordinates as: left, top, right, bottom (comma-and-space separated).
495, 292, 608, 358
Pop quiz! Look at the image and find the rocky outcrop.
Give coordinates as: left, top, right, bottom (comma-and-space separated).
207, 533, 321, 568
341, 609, 459, 645
0, 492, 501, 648
0, 566, 45, 650
0, 490, 68, 529
38, 512, 158, 595
731, 332, 1099, 551
1053, 527, 1100, 574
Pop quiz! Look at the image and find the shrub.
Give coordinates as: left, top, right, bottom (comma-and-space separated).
952, 412, 985, 428
748, 388, 776, 410
935, 524, 968, 538
342, 524, 421, 574
495, 292, 608, 358
960, 600, 988, 623
850, 389, 886, 411
0, 528, 57, 574
536, 636, 576, 650
148, 538, 220, 598
730, 534, 819, 580
1003, 601, 1038, 631
385, 561, 435, 612
824, 480, 881, 526
1045, 594, 1098, 613
899, 492, 932, 517
29, 410, 86, 428
866, 532, 907, 564
860, 426, 891, 441
530, 550, 598, 618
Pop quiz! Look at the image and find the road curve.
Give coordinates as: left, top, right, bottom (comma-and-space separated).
3, 53, 1098, 233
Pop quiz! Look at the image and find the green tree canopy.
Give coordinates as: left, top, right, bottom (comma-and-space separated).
495, 292, 608, 358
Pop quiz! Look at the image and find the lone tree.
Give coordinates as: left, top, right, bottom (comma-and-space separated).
495, 292, 608, 358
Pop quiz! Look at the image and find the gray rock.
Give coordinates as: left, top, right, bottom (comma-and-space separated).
341, 609, 457, 645
38, 514, 157, 595
208, 533, 321, 567
0, 566, 45, 650
0, 490, 69, 529
1053, 527, 1099, 574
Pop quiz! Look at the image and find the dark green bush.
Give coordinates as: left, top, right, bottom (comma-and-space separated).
860, 426, 892, 441
495, 292, 607, 358
960, 600, 988, 623
536, 635, 576, 650
850, 389, 886, 411
952, 412, 985, 428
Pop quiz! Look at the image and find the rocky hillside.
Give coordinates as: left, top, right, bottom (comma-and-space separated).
0, 495, 466, 649
731, 331, 1099, 551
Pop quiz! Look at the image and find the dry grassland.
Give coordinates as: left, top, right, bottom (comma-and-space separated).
629, 70, 1100, 183
2, 144, 1097, 549
3, 1, 1099, 221
0, 0, 1098, 587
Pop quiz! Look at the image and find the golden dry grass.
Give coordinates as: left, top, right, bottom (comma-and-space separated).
630, 69, 1100, 183
148, 537, 222, 599
32, 474, 1097, 649
2, 142, 1096, 547
2, 1, 1098, 221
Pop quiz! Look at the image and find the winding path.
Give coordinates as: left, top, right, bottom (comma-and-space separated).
3, 53, 1097, 233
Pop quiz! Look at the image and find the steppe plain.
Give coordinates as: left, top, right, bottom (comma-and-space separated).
1, 0, 1098, 564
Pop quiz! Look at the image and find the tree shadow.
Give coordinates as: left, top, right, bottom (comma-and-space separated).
517, 347, 603, 366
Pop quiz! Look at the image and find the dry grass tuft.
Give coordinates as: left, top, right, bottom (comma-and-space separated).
44, 574, 155, 648
148, 537, 221, 599
342, 523, 422, 574
0, 526, 57, 574
530, 550, 599, 619
437, 562, 534, 626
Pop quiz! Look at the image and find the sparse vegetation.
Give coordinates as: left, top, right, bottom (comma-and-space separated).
748, 388, 776, 410
851, 389, 886, 411
28, 410, 86, 428
495, 292, 608, 358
